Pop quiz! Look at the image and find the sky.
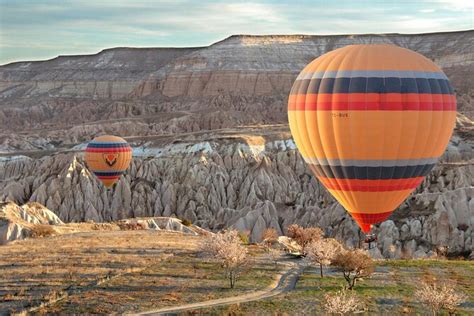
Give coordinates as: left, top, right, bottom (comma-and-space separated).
0, 0, 473, 65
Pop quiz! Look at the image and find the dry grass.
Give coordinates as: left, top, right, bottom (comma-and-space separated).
0, 230, 276, 314
195, 259, 474, 315
0, 230, 200, 314
28, 224, 56, 238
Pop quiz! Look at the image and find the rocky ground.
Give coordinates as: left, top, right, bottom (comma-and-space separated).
0, 30, 473, 258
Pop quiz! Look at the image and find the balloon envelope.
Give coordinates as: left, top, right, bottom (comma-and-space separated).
288, 44, 456, 233
85, 135, 132, 188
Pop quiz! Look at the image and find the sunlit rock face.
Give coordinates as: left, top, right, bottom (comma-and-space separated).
0, 201, 63, 244
0, 31, 473, 258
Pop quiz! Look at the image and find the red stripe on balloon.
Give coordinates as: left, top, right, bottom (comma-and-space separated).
318, 176, 424, 192
289, 100, 456, 111
350, 211, 393, 233
288, 93, 456, 111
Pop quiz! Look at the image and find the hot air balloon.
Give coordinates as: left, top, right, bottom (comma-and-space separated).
288, 44, 456, 234
85, 135, 132, 188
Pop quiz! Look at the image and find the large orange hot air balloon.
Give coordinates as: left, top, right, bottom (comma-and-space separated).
85, 135, 132, 188
288, 44, 456, 233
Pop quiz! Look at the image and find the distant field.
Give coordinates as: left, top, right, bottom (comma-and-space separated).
0, 230, 473, 315
0, 230, 275, 314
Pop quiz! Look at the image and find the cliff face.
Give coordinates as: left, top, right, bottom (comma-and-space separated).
0, 31, 473, 257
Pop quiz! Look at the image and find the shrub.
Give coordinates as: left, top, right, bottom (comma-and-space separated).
261, 228, 279, 244
323, 288, 365, 314
91, 223, 116, 231
415, 281, 467, 315
238, 230, 250, 245
117, 221, 146, 230
286, 224, 323, 255
29, 224, 56, 238
331, 249, 374, 290
180, 218, 192, 227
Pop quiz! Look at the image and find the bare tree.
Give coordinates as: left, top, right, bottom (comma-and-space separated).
286, 224, 323, 255
331, 249, 374, 290
261, 228, 279, 245
415, 282, 467, 315
306, 238, 343, 277
201, 230, 248, 289
323, 288, 365, 315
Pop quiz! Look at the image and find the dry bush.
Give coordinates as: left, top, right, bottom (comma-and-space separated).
161, 291, 181, 302
306, 238, 343, 277
331, 249, 374, 290
29, 224, 56, 238
323, 288, 365, 314
414, 281, 467, 315
117, 221, 146, 230
91, 223, 116, 231
286, 224, 323, 254
201, 230, 248, 288
435, 246, 449, 258
43, 289, 66, 304
179, 218, 192, 227
3, 293, 15, 301
261, 228, 279, 244
238, 230, 250, 245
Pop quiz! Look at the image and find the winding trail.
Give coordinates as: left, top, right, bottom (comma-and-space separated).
136, 260, 305, 315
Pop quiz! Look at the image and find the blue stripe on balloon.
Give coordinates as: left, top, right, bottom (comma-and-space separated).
291, 77, 453, 95
308, 163, 435, 180
87, 143, 130, 149
297, 70, 448, 80
93, 171, 124, 176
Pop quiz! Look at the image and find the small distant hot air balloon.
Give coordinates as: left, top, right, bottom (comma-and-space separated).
85, 135, 132, 188
288, 44, 456, 234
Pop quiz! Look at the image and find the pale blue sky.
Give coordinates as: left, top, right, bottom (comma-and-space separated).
0, 0, 472, 65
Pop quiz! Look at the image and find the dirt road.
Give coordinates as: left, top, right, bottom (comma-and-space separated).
136, 260, 305, 315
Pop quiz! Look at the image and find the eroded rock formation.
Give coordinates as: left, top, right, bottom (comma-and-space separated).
0, 31, 473, 258
1, 125, 472, 257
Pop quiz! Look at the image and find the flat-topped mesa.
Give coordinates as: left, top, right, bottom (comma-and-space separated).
1, 30, 472, 98
0, 47, 198, 81
0, 30, 472, 138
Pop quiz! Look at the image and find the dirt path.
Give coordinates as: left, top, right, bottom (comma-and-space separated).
136, 260, 305, 315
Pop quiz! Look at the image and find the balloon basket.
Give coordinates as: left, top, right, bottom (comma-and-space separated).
364, 233, 377, 250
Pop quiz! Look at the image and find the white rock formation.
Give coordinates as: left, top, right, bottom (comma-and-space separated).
0, 201, 63, 244
0, 132, 472, 258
